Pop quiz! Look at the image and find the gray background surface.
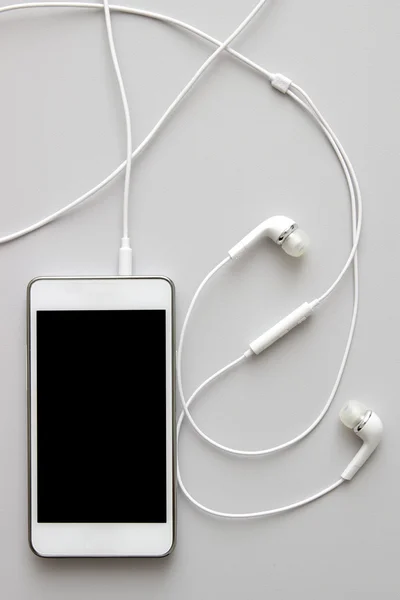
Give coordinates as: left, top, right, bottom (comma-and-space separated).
0, 0, 398, 598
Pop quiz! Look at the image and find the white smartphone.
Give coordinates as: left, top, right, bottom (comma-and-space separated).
27, 277, 175, 558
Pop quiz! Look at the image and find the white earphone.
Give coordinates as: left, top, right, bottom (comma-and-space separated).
228, 215, 310, 259
0, 1, 382, 518
340, 401, 383, 481
176, 214, 381, 518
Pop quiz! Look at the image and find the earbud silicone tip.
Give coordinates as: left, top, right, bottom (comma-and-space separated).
339, 400, 368, 429
281, 229, 309, 257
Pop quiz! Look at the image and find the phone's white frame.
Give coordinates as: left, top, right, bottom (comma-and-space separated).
28, 277, 175, 558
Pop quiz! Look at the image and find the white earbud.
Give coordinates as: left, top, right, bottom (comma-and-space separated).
228, 215, 310, 259
340, 401, 383, 480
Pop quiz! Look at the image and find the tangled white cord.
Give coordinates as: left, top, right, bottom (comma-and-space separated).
0, 1, 362, 517
0, 1, 274, 245
176, 84, 360, 516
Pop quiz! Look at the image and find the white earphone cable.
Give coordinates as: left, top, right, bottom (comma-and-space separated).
178, 471, 344, 519
175, 73, 360, 516
176, 96, 360, 455
0, 3, 360, 305
175, 354, 344, 516
0, 1, 274, 246
101, 0, 133, 272
0, 2, 361, 516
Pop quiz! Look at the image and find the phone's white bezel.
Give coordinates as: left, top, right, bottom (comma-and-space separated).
28, 277, 175, 558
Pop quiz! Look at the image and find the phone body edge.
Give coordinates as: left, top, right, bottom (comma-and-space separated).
27, 276, 176, 558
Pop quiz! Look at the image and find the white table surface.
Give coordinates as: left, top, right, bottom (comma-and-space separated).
0, 1, 398, 598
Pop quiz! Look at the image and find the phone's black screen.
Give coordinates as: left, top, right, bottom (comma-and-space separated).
36, 310, 167, 523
